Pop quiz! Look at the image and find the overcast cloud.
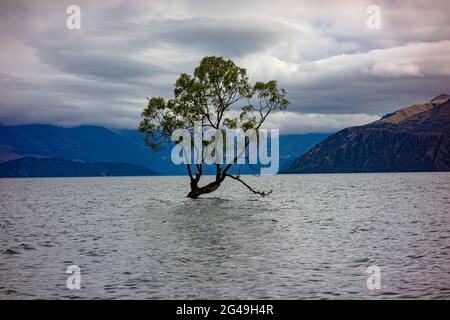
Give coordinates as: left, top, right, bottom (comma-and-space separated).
0, 0, 449, 133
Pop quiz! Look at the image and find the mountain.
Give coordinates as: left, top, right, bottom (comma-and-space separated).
279, 134, 329, 164
0, 157, 157, 178
0, 124, 328, 175
0, 124, 171, 174
284, 94, 450, 173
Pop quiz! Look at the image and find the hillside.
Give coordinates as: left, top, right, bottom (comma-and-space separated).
0, 124, 328, 175
0, 157, 158, 178
285, 94, 450, 173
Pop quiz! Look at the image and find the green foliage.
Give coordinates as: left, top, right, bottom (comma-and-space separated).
139, 56, 289, 152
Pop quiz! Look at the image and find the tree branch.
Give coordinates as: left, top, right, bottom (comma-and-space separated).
225, 174, 272, 196
186, 164, 194, 180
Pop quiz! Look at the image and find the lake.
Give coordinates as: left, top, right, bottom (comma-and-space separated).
1, 173, 449, 299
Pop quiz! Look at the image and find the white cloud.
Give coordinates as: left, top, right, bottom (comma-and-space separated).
239, 40, 450, 84
261, 111, 380, 134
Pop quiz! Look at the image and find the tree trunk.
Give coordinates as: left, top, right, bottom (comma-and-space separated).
187, 180, 222, 199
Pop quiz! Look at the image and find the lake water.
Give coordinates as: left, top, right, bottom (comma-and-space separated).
1, 173, 449, 299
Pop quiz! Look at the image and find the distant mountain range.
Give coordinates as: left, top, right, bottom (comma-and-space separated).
2, 94, 448, 177
0, 157, 157, 178
0, 124, 328, 177
284, 94, 450, 173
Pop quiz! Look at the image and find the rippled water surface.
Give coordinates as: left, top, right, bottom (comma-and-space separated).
1, 173, 449, 299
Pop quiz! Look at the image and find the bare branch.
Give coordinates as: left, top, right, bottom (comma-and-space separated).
225, 174, 272, 196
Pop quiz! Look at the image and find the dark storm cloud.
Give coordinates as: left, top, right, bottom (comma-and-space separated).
151, 18, 295, 56
25, 16, 291, 82
37, 48, 163, 81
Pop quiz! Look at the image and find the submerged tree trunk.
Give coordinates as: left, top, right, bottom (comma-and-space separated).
186, 172, 272, 198
187, 180, 222, 199
186, 161, 272, 199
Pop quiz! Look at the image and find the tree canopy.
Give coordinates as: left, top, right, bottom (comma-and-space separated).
139, 56, 288, 198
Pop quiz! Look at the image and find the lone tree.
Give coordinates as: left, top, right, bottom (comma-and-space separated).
139, 56, 288, 198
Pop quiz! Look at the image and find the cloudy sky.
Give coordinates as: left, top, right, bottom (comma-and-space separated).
0, 0, 449, 134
